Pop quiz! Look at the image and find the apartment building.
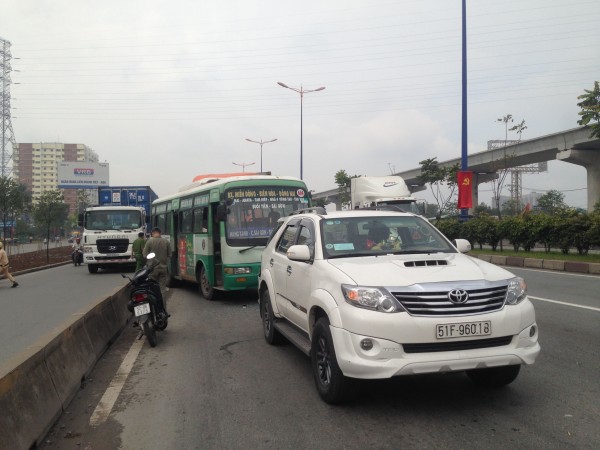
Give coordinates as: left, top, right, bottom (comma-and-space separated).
12, 143, 100, 214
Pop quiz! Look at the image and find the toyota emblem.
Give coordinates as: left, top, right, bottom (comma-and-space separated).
448, 289, 469, 304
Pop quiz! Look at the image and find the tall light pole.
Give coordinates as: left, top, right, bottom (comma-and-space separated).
232, 161, 255, 172
277, 82, 325, 180
245, 138, 277, 172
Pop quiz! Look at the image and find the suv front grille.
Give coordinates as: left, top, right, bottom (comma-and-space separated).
403, 336, 513, 353
391, 285, 508, 316
97, 239, 129, 253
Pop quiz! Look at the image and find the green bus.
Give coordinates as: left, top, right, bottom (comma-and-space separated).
151, 174, 310, 299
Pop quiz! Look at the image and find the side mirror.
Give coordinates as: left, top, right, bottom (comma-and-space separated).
453, 239, 471, 254
287, 245, 311, 262
216, 204, 229, 221
78, 213, 84, 227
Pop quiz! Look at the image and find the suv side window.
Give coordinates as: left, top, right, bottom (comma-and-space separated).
276, 223, 298, 254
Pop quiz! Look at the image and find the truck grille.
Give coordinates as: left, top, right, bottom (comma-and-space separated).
391, 285, 508, 317
97, 239, 129, 254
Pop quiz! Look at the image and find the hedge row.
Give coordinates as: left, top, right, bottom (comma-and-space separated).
435, 211, 600, 255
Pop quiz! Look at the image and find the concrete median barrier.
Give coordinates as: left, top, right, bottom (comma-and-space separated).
0, 285, 130, 449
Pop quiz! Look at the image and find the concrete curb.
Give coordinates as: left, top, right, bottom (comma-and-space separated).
472, 254, 599, 275
0, 285, 130, 450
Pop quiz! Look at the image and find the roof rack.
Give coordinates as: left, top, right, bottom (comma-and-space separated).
289, 206, 327, 216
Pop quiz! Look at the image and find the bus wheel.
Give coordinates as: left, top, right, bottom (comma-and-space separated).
199, 266, 215, 300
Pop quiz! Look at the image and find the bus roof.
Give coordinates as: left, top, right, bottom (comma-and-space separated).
153, 175, 306, 205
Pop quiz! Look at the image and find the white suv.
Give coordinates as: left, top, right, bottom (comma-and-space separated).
258, 208, 540, 403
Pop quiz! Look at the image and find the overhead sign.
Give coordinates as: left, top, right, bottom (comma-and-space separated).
57, 162, 109, 189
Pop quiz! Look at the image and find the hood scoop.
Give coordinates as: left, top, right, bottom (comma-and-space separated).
404, 259, 449, 267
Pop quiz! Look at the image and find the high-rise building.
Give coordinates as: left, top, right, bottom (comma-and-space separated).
12, 142, 100, 214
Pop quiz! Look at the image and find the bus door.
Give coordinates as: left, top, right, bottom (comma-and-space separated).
171, 211, 179, 277
211, 204, 223, 287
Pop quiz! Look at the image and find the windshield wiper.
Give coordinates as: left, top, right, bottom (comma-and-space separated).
239, 246, 258, 253
328, 252, 376, 259
390, 249, 446, 255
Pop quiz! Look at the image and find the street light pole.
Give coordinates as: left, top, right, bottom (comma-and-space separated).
277, 82, 325, 180
245, 138, 277, 172
232, 161, 255, 173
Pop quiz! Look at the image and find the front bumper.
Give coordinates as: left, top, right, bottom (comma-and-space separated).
330, 322, 540, 379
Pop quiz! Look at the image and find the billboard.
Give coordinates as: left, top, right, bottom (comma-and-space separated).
57, 162, 109, 189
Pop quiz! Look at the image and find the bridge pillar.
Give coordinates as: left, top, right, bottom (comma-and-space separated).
557, 149, 600, 212
471, 173, 498, 214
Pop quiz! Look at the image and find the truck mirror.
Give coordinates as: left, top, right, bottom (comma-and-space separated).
77, 213, 84, 227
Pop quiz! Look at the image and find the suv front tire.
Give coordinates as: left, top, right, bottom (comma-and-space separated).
311, 317, 356, 404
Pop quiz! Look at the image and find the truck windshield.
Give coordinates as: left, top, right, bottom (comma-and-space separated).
85, 210, 143, 230
224, 186, 309, 246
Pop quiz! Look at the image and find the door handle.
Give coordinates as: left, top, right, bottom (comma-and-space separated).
286, 265, 292, 275
269, 258, 274, 267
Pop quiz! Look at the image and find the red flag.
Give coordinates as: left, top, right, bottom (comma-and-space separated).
457, 171, 473, 209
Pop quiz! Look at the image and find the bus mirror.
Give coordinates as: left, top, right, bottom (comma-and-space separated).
216, 204, 229, 221
226, 199, 233, 206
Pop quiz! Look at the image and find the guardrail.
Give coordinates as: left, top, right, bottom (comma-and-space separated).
0, 284, 131, 449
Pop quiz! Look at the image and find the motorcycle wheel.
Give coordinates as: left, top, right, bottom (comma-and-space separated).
142, 319, 157, 347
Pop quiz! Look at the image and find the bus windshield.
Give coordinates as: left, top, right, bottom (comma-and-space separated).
85, 210, 143, 231
225, 186, 309, 246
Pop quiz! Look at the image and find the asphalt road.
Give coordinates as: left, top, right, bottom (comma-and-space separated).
38, 268, 600, 449
0, 263, 129, 364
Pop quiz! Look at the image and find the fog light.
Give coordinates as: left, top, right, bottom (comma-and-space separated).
360, 339, 373, 351
529, 325, 537, 337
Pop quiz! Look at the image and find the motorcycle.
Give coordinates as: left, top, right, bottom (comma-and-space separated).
121, 253, 168, 347
72, 248, 83, 266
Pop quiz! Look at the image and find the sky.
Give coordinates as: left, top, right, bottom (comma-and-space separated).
2, 0, 599, 209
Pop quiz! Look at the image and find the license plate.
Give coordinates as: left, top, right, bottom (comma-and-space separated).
134, 303, 151, 317
436, 321, 491, 339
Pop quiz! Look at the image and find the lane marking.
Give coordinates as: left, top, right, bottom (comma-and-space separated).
512, 267, 600, 279
529, 296, 600, 312
89, 337, 144, 427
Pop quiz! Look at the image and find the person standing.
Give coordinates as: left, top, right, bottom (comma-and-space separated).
0, 241, 19, 288
143, 227, 172, 310
132, 232, 146, 271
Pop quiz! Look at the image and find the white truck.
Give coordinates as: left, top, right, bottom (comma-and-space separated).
350, 176, 421, 212
80, 205, 146, 273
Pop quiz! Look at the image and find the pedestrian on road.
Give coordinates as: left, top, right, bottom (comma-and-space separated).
0, 241, 19, 288
132, 231, 146, 272
143, 227, 171, 311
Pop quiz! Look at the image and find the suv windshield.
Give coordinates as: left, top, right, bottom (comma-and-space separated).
321, 215, 455, 258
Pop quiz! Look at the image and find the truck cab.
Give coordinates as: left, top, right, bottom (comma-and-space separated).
80, 206, 145, 273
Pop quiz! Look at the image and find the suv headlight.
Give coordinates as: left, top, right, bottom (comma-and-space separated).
505, 277, 527, 305
342, 284, 404, 313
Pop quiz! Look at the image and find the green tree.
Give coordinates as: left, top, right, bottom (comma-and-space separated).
536, 190, 567, 215
418, 157, 459, 220
576, 81, 600, 138
489, 115, 527, 220
33, 190, 69, 261
334, 170, 359, 209
0, 176, 31, 244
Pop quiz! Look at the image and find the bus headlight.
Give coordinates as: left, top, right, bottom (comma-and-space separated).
224, 267, 252, 275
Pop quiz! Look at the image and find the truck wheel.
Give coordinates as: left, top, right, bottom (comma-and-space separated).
88, 265, 99, 274
260, 288, 283, 345
311, 317, 355, 404
199, 266, 215, 300
466, 365, 521, 388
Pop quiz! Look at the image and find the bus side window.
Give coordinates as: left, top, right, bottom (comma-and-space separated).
193, 208, 205, 233
202, 207, 209, 232
182, 209, 193, 233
